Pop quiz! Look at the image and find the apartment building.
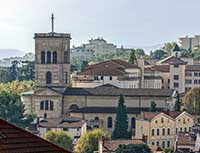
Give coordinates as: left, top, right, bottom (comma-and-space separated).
178, 35, 200, 50
135, 111, 194, 148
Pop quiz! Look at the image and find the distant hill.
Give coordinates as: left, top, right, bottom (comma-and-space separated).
0, 49, 27, 59
0, 51, 34, 67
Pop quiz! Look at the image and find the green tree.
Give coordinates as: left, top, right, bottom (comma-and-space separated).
135, 48, 145, 58
174, 92, 181, 111
74, 128, 110, 153
80, 60, 89, 71
183, 87, 200, 114
115, 144, 151, 153
150, 101, 157, 112
150, 49, 167, 60
45, 130, 73, 151
0, 90, 35, 128
128, 49, 137, 64
10, 60, 20, 80
162, 42, 176, 55
20, 61, 35, 81
112, 95, 130, 139
164, 148, 174, 153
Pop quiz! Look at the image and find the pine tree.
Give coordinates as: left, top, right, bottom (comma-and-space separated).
150, 101, 157, 112
112, 95, 130, 139
175, 92, 181, 111
128, 49, 137, 64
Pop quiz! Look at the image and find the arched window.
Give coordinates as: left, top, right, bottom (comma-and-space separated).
107, 117, 112, 128
50, 101, 54, 110
47, 51, 51, 64
53, 51, 57, 64
131, 117, 136, 128
94, 116, 99, 121
40, 101, 44, 110
46, 71, 52, 84
69, 104, 79, 110
45, 100, 48, 110
41, 51, 45, 64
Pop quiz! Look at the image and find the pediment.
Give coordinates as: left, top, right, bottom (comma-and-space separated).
33, 88, 62, 96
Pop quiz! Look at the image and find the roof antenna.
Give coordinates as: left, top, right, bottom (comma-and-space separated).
51, 13, 55, 33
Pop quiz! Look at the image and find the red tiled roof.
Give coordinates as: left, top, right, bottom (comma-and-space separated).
176, 132, 195, 146
0, 118, 71, 153
139, 111, 182, 120
79, 59, 138, 76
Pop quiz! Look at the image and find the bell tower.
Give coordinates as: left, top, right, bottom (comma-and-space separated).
34, 14, 71, 88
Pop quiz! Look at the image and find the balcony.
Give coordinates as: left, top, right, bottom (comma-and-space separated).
118, 75, 141, 81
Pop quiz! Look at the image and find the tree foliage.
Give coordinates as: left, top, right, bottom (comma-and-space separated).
45, 130, 73, 151
115, 144, 151, 153
128, 49, 137, 64
174, 92, 181, 111
0, 90, 35, 128
74, 128, 110, 153
183, 87, 200, 114
150, 101, 157, 112
112, 95, 130, 139
150, 49, 167, 60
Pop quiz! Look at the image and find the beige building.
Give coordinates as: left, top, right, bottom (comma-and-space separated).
38, 115, 87, 144
178, 35, 200, 50
135, 111, 194, 148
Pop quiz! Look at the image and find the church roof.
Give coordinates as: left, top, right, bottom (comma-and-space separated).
172, 44, 181, 52
64, 86, 175, 97
0, 118, 71, 153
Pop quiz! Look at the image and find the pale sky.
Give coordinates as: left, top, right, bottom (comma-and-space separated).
0, 0, 200, 52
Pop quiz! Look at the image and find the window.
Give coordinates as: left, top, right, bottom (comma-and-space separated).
155, 120, 158, 124
107, 117, 112, 128
47, 51, 51, 64
161, 117, 164, 123
131, 118, 136, 128
64, 51, 69, 63
109, 76, 112, 80
185, 79, 192, 84
63, 128, 68, 131
194, 80, 198, 84
174, 75, 179, 80
100, 76, 104, 80
184, 127, 187, 132
44, 113, 47, 118
95, 116, 99, 121
167, 128, 170, 135
41, 51, 45, 64
94, 76, 98, 80
46, 71, 52, 84
183, 118, 186, 124
174, 65, 179, 68
45, 100, 49, 110
40, 101, 44, 110
65, 72, 68, 84
194, 72, 198, 76
162, 128, 165, 135
162, 141, 165, 148
152, 142, 155, 145
176, 128, 178, 133
157, 129, 159, 136
152, 129, 155, 136
156, 141, 159, 146
167, 141, 170, 147
185, 72, 192, 76
180, 128, 182, 132
53, 51, 57, 64
174, 82, 179, 88
50, 101, 54, 110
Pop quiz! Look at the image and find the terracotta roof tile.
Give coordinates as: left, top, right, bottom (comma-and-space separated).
0, 118, 71, 153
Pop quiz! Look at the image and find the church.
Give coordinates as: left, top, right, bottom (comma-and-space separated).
22, 15, 176, 133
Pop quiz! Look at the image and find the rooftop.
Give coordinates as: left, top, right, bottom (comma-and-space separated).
0, 118, 71, 153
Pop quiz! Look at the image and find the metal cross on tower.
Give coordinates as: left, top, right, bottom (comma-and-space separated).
51, 13, 55, 33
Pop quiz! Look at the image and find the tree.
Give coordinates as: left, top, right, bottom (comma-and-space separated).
0, 90, 35, 128
135, 48, 145, 58
164, 148, 174, 153
174, 92, 181, 111
74, 128, 110, 153
45, 130, 73, 151
128, 49, 137, 64
112, 95, 130, 139
20, 61, 35, 81
150, 101, 157, 112
150, 49, 167, 60
80, 60, 89, 71
115, 144, 151, 153
183, 87, 200, 114
10, 60, 20, 80
162, 42, 176, 55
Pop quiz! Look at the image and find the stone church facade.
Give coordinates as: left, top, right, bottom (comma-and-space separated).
22, 21, 177, 133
